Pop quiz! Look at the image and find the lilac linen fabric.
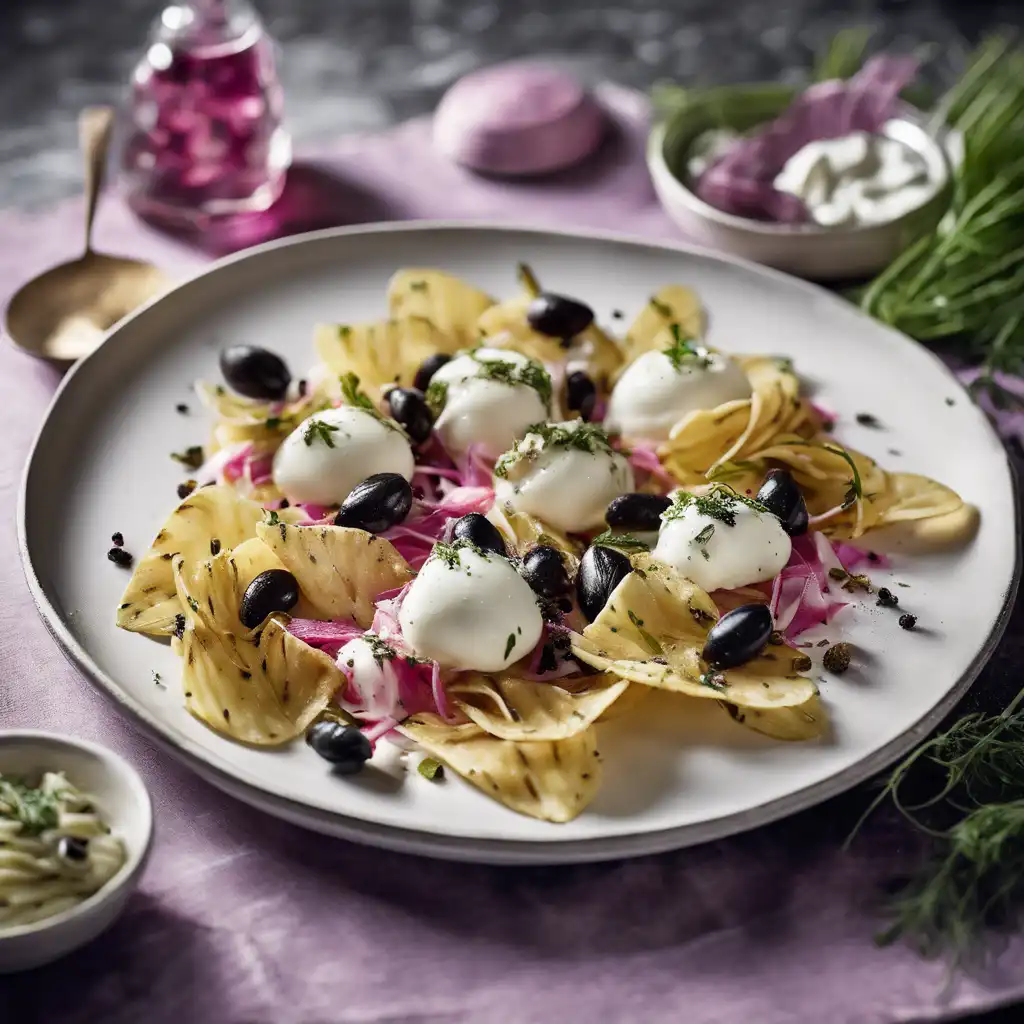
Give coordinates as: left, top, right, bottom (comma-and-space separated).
1, 85, 1023, 1023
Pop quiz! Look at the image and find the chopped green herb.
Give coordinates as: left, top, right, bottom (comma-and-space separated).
504, 633, 516, 660
339, 372, 376, 413
662, 484, 768, 527
649, 296, 673, 318
425, 378, 449, 415
265, 416, 282, 429
0, 776, 61, 836
700, 670, 727, 692
695, 523, 715, 548
409, 280, 429, 292
470, 352, 553, 411
303, 417, 339, 448
494, 420, 615, 478
662, 323, 711, 372
363, 632, 397, 666
418, 757, 445, 780
781, 441, 863, 510
706, 459, 757, 482
628, 610, 664, 654
170, 445, 204, 470
516, 262, 542, 298
187, 596, 199, 613
265, 510, 281, 526
590, 530, 650, 552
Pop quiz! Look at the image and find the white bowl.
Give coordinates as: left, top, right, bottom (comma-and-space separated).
0, 732, 153, 972
647, 117, 952, 280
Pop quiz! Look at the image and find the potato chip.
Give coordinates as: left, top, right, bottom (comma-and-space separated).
229, 537, 321, 620
173, 554, 341, 745
621, 286, 705, 368
723, 693, 829, 741
118, 486, 271, 635
570, 555, 819, 712
387, 269, 494, 347
487, 498, 581, 562
449, 672, 629, 741
399, 714, 601, 822
255, 521, 413, 626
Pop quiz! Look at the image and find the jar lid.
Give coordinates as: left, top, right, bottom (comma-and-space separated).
434, 62, 607, 176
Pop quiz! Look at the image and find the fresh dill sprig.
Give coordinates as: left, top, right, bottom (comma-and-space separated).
781, 440, 862, 510
662, 484, 769, 526
303, 418, 339, 448
662, 323, 711, 372
339, 372, 376, 413
494, 420, 615, 478
591, 530, 651, 552
848, 688, 1024, 961
472, 352, 553, 411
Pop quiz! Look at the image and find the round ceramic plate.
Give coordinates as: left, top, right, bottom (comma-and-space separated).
19, 224, 1018, 864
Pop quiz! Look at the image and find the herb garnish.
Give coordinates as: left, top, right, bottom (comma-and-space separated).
662, 323, 712, 372
590, 530, 650, 552
171, 445, 204, 470
338, 372, 375, 413
503, 633, 517, 660
706, 459, 757, 483
781, 441, 863, 510
0, 776, 61, 835
694, 523, 715, 560
662, 484, 769, 527
425, 378, 449, 416
431, 538, 490, 570
627, 610, 664, 654
471, 352, 553, 411
265, 510, 281, 526
303, 417, 339, 448
418, 757, 444, 780
494, 420, 616, 478
364, 632, 397, 666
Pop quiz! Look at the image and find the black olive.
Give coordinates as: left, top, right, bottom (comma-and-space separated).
521, 545, 572, 599
306, 721, 372, 774
527, 293, 595, 340
219, 345, 291, 400
605, 493, 672, 532
413, 353, 452, 393
756, 469, 809, 536
701, 604, 773, 669
335, 473, 413, 533
565, 370, 597, 417
451, 513, 507, 557
387, 387, 434, 444
57, 836, 90, 862
576, 545, 632, 622
240, 569, 300, 629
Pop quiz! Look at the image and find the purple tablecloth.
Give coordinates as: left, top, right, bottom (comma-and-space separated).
3, 86, 1023, 1023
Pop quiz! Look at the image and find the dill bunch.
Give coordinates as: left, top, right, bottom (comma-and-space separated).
849, 689, 1024, 960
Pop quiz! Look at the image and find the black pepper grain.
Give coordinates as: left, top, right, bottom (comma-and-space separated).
899, 614, 918, 631
822, 642, 852, 674
173, 614, 186, 639
177, 479, 197, 499
111, 532, 124, 547
876, 587, 899, 608
856, 412, 881, 428
210, 538, 222, 556
107, 547, 133, 568
175, 403, 189, 414
611, 309, 624, 319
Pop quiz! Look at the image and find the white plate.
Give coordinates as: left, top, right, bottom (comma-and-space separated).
19, 223, 1018, 864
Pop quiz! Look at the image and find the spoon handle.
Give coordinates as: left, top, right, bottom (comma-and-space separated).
79, 106, 115, 256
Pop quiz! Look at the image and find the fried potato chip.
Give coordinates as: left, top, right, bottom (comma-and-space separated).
621, 286, 705, 368
487, 499, 581, 562
229, 537, 321, 620
479, 295, 624, 386
723, 693, 829, 741
255, 521, 414, 626
314, 317, 453, 396
173, 554, 341, 745
449, 672, 629, 741
118, 486, 271, 636
399, 714, 601, 822
570, 555, 819, 712
387, 269, 494, 347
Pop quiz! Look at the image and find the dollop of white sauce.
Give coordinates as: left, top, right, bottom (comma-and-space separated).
431, 348, 550, 459
335, 636, 402, 720
272, 405, 414, 506
493, 423, 635, 532
399, 546, 543, 672
605, 349, 751, 442
773, 130, 939, 229
653, 498, 791, 592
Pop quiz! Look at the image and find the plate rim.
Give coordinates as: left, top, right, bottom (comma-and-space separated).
18, 219, 1021, 864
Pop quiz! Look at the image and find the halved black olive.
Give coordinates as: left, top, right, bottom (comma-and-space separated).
451, 513, 507, 557
565, 371, 597, 420
701, 604, 773, 669
387, 387, 434, 444
527, 293, 595, 340
220, 345, 291, 400
306, 721, 372, 774
756, 469, 809, 536
413, 353, 452, 393
57, 836, 90, 862
335, 473, 413, 533
521, 545, 572, 599
605, 493, 671, 532
240, 568, 300, 629
576, 545, 632, 622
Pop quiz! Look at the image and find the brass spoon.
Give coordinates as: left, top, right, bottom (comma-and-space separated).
5, 106, 171, 363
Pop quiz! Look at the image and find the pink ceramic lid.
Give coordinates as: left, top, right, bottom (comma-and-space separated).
433, 62, 607, 176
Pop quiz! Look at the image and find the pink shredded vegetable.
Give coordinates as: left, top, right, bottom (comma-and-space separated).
696, 55, 920, 223
625, 441, 677, 492
285, 617, 363, 656
381, 486, 494, 569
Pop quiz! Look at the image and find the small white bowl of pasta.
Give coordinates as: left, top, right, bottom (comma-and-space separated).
0, 732, 153, 972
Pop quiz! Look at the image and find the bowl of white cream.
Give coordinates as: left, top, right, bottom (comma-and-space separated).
648, 104, 953, 280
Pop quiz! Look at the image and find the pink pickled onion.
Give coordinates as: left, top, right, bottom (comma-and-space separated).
769, 533, 849, 638
285, 617, 363, 657
382, 486, 494, 569
194, 441, 252, 486
623, 441, 676, 492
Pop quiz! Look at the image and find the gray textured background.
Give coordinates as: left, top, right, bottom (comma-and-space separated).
2, 0, 1023, 208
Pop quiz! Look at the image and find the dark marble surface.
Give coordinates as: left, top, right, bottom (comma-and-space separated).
3, 2, 1024, 1019
2, 0, 1024, 209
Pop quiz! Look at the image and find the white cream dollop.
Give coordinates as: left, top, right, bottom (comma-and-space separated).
335, 636, 402, 721
653, 494, 791, 592
493, 421, 635, 532
605, 349, 751, 442
773, 130, 940, 229
272, 405, 414, 506
398, 545, 543, 672
431, 348, 550, 459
